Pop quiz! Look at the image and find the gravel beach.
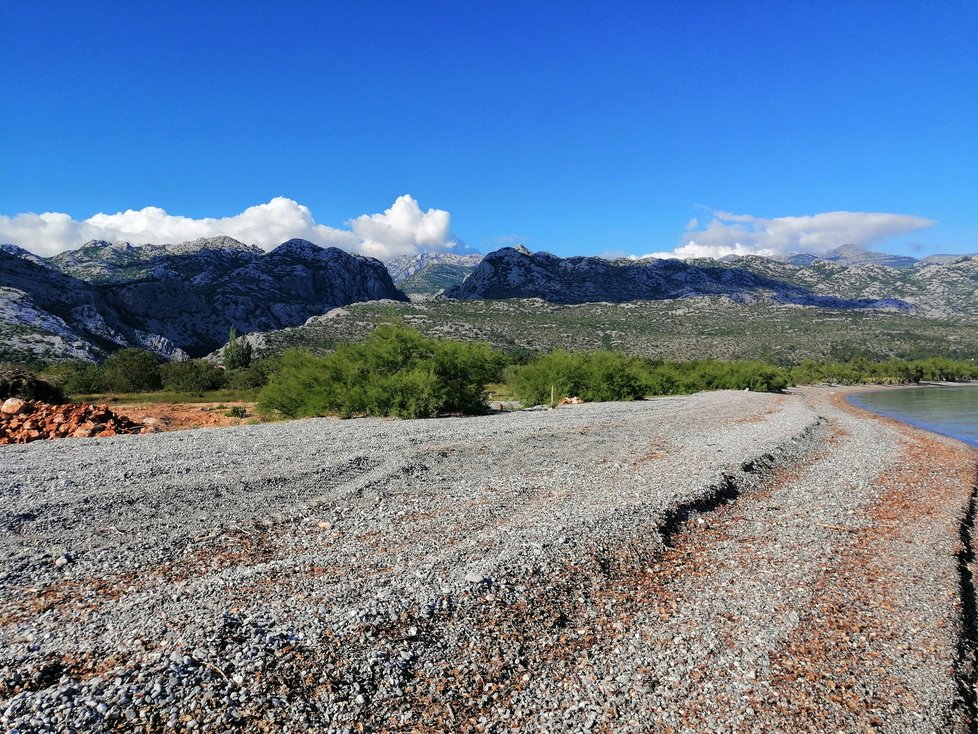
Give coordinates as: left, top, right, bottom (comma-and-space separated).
1, 388, 976, 733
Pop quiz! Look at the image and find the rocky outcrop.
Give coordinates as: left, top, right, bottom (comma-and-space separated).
101, 239, 408, 355
0, 399, 149, 444
708, 253, 978, 318
0, 249, 187, 363
48, 237, 264, 283
446, 247, 909, 310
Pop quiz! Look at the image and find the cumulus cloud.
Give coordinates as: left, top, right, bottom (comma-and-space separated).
0, 195, 465, 260
644, 210, 936, 260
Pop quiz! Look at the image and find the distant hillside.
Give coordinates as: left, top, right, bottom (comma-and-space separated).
0, 248, 188, 364
446, 246, 909, 311
5, 236, 977, 365
217, 297, 978, 367
445, 246, 978, 318
48, 236, 263, 283
386, 252, 482, 295
703, 253, 978, 318
775, 244, 918, 269
0, 238, 407, 362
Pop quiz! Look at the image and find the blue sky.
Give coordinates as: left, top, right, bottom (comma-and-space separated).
1, 1, 975, 259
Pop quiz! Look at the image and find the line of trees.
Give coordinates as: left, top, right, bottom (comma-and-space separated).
789, 357, 978, 385
40, 329, 272, 395
12, 322, 977, 419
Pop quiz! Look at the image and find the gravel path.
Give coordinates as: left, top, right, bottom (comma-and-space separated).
0, 389, 975, 733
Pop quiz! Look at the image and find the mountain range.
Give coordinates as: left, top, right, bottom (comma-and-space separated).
0, 237, 406, 363
1, 238, 975, 365
446, 245, 978, 316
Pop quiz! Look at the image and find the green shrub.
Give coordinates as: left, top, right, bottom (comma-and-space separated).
507, 351, 791, 406
0, 363, 65, 402
223, 327, 253, 369
220, 357, 281, 390
41, 361, 103, 395
100, 348, 162, 393
509, 350, 647, 406
257, 323, 504, 419
160, 359, 227, 392
665, 360, 790, 393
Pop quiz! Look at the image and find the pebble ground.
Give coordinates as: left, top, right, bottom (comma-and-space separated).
0, 388, 975, 733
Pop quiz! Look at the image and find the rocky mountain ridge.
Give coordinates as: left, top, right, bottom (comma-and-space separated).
445, 247, 919, 311
773, 244, 920, 269
0, 238, 407, 362
700, 252, 978, 318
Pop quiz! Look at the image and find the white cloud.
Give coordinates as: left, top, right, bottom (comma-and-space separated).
0, 195, 464, 260
645, 210, 936, 260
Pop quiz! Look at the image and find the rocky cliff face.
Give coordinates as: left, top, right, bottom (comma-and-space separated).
48, 236, 265, 283
445, 247, 911, 310
0, 238, 408, 362
386, 252, 483, 294
0, 248, 191, 364
102, 239, 408, 356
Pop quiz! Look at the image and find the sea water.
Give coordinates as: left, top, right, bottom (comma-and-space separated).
849, 385, 978, 448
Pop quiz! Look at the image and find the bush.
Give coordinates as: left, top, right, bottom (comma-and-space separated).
41, 361, 104, 395
100, 348, 162, 393
509, 350, 647, 406
638, 359, 790, 395
223, 327, 253, 370
258, 323, 505, 419
507, 352, 791, 406
223, 358, 278, 390
160, 359, 227, 392
0, 363, 65, 402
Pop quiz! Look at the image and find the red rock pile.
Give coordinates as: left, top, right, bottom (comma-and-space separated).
0, 398, 152, 445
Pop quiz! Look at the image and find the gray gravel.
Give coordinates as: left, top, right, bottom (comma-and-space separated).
0, 389, 973, 732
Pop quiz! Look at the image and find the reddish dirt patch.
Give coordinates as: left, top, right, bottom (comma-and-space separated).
110, 401, 258, 431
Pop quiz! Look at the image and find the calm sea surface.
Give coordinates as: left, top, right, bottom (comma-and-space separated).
849, 385, 978, 448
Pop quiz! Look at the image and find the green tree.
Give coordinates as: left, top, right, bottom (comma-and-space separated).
223, 326, 253, 370
41, 361, 104, 395
100, 349, 162, 393
509, 350, 647, 406
160, 359, 227, 392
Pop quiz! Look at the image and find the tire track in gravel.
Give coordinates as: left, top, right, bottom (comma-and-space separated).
348, 418, 828, 733
441, 390, 976, 734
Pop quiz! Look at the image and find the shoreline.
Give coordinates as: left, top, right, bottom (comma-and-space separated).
833, 381, 978, 450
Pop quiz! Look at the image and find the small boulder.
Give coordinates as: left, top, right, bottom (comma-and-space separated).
1, 398, 26, 415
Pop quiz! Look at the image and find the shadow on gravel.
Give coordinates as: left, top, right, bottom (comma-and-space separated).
951, 467, 978, 733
